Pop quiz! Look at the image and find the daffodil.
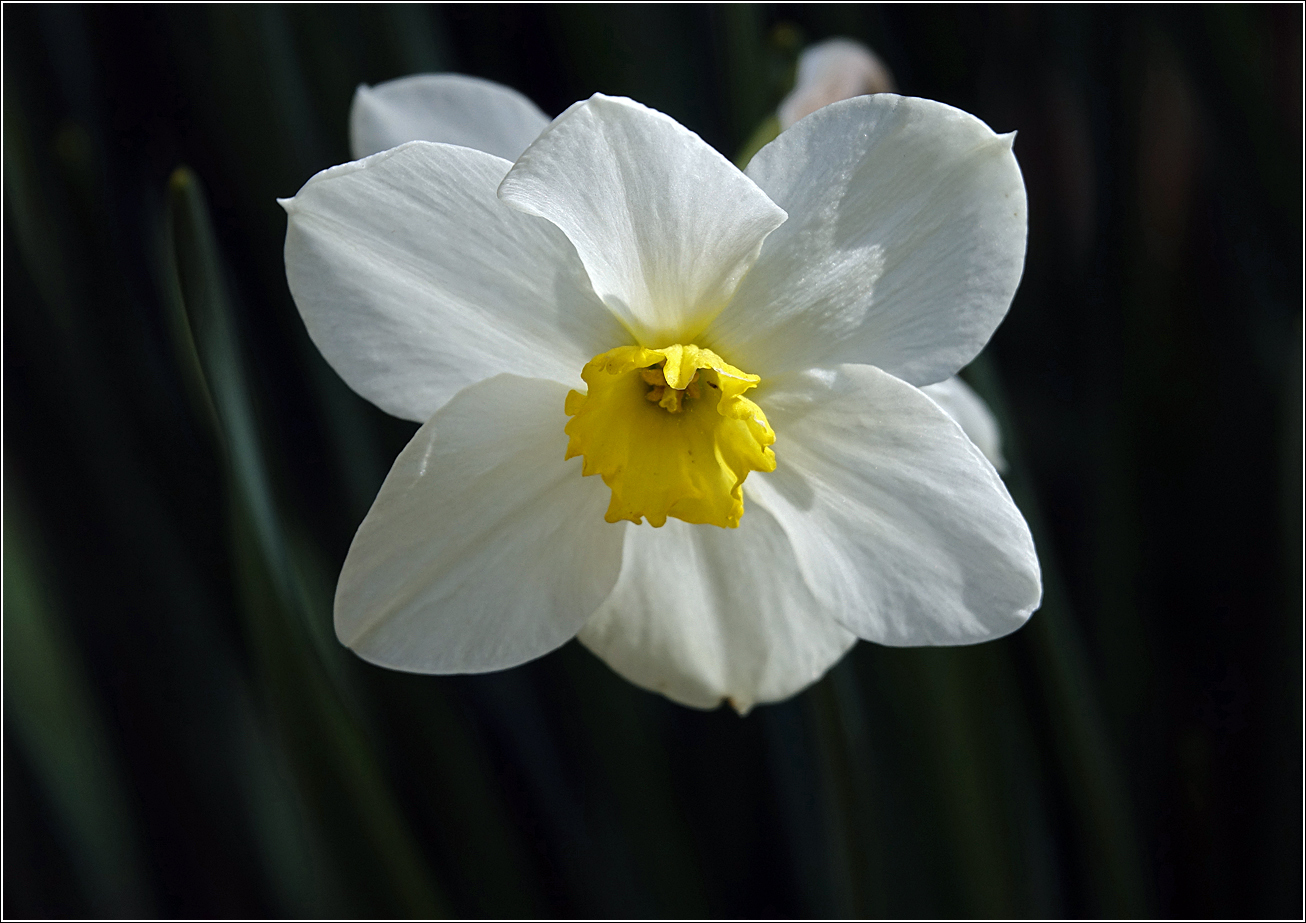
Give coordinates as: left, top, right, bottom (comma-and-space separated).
281, 75, 1041, 712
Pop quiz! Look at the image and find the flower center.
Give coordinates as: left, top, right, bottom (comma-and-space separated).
564, 344, 776, 528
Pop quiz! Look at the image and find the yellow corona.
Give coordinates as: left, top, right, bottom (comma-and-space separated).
564, 344, 776, 528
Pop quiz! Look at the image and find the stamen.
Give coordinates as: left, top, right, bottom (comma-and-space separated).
642, 364, 700, 414
659, 388, 684, 413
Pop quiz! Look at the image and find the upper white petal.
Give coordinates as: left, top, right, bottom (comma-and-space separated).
747, 364, 1041, 645
707, 94, 1027, 386
335, 374, 623, 673
282, 142, 628, 422
498, 94, 788, 347
350, 73, 550, 161
577, 507, 855, 713
920, 375, 1007, 471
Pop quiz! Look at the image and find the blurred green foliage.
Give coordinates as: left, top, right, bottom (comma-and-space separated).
4, 5, 1300, 918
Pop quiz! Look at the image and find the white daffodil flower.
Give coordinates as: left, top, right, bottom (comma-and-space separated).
778, 39, 1010, 471
281, 74, 1041, 712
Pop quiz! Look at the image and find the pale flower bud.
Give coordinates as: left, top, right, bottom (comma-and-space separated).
777, 38, 897, 129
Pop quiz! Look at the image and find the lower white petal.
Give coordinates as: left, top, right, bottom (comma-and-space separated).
336, 375, 623, 673
920, 376, 1007, 471
350, 73, 550, 161
577, 506, 856, 713
748, 364, 1041, 646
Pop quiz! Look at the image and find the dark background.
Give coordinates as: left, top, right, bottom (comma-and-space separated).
4, 4, 1301, 918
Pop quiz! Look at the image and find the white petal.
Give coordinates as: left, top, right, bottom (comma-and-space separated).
577, 507, 856, 713
747, 364, 1041, 645
350, 73, 550, 161
282, 142, 628, 422
335, 374, 623, 673
707, 95, 1027, 386
498, 94, 788, 347
777, 38, 896, 129
920, 376, 1007, 471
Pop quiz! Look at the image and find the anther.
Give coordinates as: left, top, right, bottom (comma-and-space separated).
642, 364, 702, 414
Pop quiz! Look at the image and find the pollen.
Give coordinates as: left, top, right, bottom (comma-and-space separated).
563, 344, 776, 529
